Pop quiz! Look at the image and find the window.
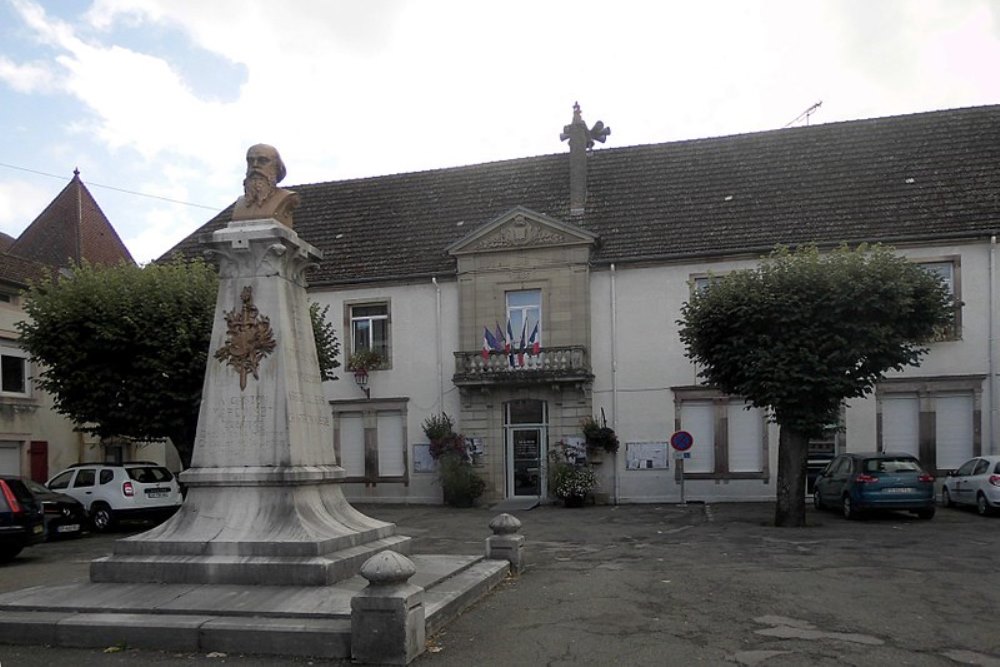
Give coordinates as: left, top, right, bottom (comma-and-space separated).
332, 399, 409, 483
877, 375, 983, 471
918, 259, 960, 340
48, 470, 73, 489
506, 290, 541, 347
73, 469, 96, 488
349, 302, 390, 363
0, 345, 29, 397
673, 388, 769, 479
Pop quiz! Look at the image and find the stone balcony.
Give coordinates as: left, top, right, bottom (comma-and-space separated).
452, 346, 594, 389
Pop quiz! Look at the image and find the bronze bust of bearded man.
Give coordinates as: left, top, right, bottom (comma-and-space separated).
231, 144, 300, 228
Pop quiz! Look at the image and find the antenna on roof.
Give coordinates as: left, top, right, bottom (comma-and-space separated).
784, 100, 823, 128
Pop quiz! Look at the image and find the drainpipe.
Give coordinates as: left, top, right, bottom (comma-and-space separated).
432, 277, 444, 411
610, 263, 619, 504
990, 236, 998, 454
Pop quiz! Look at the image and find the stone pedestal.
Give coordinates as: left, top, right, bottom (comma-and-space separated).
351, 551, 426, 665
485, 513, 525, 573
92, 220, 409, 585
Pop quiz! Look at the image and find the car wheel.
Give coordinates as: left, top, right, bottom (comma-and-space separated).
90, 503, 116, 532
813, 490, 823, 510
917, 508, 935, 520
0, 545, 23, 562
976, 493, 992, 517
842, 495, 857, 520
942, 487, 954, 508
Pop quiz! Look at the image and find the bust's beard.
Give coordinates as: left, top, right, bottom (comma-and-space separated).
243, 173, 276, 207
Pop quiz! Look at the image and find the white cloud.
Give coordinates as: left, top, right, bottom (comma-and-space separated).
0, 179, 55, 237
0, 56, 58, 93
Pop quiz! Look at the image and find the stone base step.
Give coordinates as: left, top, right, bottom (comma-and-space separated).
0, 554, 511, 661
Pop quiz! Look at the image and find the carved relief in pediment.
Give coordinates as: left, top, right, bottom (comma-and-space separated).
475, 214, 566, 250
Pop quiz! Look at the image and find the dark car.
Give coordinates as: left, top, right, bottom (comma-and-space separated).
0, 476, 45, 561
813, 452, 936, 520
22, 478, 87, 539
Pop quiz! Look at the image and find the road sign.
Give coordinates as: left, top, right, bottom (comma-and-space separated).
674, 451, 691, 460
670, 430, 694, 452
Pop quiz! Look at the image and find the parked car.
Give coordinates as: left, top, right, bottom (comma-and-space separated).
22, 478, 88, 539
941, 455, 1000, 516
813, 452, 936, 520
0, 476, 45, 561
46, 462, 182, 532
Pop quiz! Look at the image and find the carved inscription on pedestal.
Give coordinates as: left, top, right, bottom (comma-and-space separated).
214, 286, 277, 390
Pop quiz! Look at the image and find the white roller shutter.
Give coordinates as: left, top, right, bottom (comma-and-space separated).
881, 395, 919, 456
339, 413, 365, 477
728, 402, 763, 472
681, 401, 715, 473
935, 394, 974, 470
376, 411, 406, 477
0, 441, 20, 476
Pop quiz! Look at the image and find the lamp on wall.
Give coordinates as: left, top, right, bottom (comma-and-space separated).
353, 368, 370, 399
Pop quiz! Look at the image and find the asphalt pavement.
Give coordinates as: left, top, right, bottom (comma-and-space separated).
0, 501, 998, 667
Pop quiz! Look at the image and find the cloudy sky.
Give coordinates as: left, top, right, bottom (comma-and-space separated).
1, 0, 998, 263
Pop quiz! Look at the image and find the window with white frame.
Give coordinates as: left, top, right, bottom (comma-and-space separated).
877, 375, 982, 472
349, 302, 390, 364
674, 388, 769, 479
917, 259, 960, 340
506, 290, 541, 348
332, 400, 409, 483
0, 345, 29, 397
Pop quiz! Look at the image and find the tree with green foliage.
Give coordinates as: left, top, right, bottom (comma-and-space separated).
17, 259, 341, 469
678, 245, 954, 527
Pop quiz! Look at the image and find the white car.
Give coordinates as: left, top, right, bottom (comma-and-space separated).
46, 462, 182, 532
941, 455, 1000, 516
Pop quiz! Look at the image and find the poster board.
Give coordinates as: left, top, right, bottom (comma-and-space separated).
412, 443, 436, 473
625, 441, 669, 470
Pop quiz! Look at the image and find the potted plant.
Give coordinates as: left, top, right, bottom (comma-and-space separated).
347, 349, 382, 375
548, 441, 598, 507
582, 416, 619, 456
422, 412, 485, 507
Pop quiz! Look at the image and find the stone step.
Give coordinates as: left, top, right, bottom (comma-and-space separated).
0, 553, 511, 661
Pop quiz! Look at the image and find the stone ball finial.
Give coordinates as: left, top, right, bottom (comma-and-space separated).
360, 550, 417, 586
489, 513, 522, 535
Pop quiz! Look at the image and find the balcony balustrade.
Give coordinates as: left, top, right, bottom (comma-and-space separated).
452, 346, 593, 388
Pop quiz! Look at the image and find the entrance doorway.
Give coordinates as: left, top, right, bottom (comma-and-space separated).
505, 400, 547, 499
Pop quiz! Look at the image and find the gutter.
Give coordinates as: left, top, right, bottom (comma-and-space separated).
610, 263, 619, 505
991, 236, 998, 454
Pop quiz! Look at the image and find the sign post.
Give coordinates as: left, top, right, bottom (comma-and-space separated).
670, 431, 694, 505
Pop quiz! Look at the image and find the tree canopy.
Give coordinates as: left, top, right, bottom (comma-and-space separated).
17, 259, 340, 469
678, 244, 954, 526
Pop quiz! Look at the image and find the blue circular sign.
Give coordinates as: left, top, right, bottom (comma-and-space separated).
670, 430, 694, 451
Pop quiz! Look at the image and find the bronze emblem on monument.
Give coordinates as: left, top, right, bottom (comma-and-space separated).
214, 286, 277, 390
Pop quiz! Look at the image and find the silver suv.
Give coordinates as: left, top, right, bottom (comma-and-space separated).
46, 462, 182, 532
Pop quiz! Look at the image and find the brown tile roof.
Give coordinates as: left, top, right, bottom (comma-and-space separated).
0, 252, 52, 289
163, 104, 1000, 287
9, 172, 135, 269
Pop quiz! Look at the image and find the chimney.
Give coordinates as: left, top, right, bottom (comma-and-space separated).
559, 102, 610, 217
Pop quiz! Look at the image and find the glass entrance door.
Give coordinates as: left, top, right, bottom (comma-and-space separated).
505, 400, 547, 498
510, 428, 542, 497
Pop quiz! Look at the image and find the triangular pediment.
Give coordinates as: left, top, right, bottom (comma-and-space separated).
447, 206, 597, 256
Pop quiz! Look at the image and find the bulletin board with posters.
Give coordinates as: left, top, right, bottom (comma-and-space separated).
625, 441, 670, 470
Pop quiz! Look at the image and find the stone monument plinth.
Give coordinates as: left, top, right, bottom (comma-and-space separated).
91, 219, 409, 586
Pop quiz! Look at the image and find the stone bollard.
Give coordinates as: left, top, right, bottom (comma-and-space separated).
485, 513, 525, 573
351, 550, 425, 665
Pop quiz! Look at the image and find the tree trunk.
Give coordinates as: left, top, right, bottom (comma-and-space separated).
774, 425, 809, 527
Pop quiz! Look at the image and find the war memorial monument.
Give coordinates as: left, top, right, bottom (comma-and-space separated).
0, 145, 523, 664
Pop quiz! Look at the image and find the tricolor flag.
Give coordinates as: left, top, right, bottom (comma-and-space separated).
528, 321, 540, 355
517, 319, 527, 367
494, 322, 506, 353
482, 326, 498, 361
506, 319, 516, 367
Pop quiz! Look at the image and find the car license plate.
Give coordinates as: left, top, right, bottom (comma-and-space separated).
57, 524, 80, 533
883, 487, 913, 494
32, 524, 44, 534
146, 492, 167, 498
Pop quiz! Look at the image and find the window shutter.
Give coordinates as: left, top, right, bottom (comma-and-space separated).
881, 395, 919, 457
935, 394, 973, 469
339, 413, 366, 477
727, 402, 763, 472
680, 401, 714, 473
376, 411, 406, 477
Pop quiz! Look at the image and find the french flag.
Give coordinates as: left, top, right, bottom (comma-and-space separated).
494, 322, 506, 353
517, 320, 527, 367
482, 326, 498, 361
506, 319, 516, 367
528, 321, 540, 355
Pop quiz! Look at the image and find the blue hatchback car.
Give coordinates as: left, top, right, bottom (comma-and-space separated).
813, 452, 936, 520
